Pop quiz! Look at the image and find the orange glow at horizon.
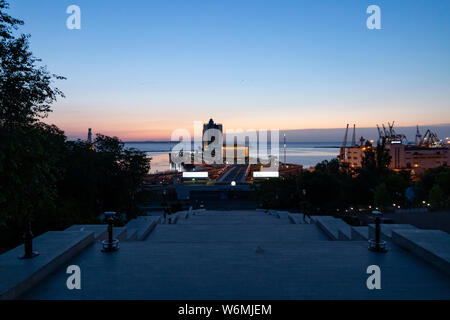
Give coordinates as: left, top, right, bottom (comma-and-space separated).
46, 115, 450, 141
46, 100, 450, 141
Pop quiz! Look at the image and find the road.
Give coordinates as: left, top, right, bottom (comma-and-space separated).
217, 165, 247, 184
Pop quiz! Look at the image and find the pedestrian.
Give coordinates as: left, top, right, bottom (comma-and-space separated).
303, 211, 311, 223
299, 201, 311, 223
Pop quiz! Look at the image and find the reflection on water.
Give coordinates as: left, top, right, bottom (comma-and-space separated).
147, 153, 170, 174
125, 142, 340, 174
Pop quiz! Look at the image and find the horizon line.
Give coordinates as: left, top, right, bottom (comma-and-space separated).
64, 123, 450, 142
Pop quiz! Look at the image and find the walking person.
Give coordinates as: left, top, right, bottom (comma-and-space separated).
299, 200, 311, 223
303, 211, 311, 223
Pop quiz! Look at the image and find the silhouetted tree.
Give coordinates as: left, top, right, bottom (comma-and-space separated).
0, 2, 151, 251
374, 183, 391, 209
429, 184, 445, 209
0, 123, 66, 246
0, 1, 65, 239
0, 1, 64, 126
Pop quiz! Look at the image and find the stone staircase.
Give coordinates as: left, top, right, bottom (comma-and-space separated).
255, 210, 313, 224
65, 224, 127, 240
4, 209, 450, 299
124, 216, 161, 241
313, 216, 352, 240
147, 209, 328, 242
287, 212, 312, 224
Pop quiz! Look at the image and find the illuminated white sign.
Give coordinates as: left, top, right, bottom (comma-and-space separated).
253, 171, 279, 178
182, 172, 208, 178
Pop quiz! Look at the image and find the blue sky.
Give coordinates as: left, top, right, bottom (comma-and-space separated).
7, 0, 450, 140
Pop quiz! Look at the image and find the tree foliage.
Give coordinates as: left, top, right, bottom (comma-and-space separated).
256, 144, 417, 213
374, 183, 391, 208
0, 1, 65, 126
0, 2, 151, 252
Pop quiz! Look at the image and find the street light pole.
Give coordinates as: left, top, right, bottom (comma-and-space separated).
102, 211, 119, 252
368, 210, 387, 253
19, 221, 39, 259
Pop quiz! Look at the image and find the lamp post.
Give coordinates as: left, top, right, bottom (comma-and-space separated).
102, 211, 119, 252
368, 210, 387, 253
162, 189, 168, 208
162, 189, 168, 223
19, 221, 39, 259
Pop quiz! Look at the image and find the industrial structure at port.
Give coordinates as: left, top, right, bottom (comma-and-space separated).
339, 122, 450, 174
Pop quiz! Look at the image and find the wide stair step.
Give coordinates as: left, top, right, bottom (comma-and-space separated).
368, 224, 417, 241
314, 216, 352, 240
65, 224, 127, 240
125, 216, 161, 241
392, 229, 450, 275
0, 231, 94, 299
350, 226, 369, 240
146, 224, 328, 242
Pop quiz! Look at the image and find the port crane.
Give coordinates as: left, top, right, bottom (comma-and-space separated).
376, 125, 382, 142
419, 129, 442, 147
339, 124, 349, 161
376, 122, 408, 144
415, 125, 422, 145
351, 124, 356, 146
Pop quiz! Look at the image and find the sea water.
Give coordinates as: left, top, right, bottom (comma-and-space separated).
125, 141, 340, 174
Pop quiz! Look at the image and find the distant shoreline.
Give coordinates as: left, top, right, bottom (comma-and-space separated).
67, 124, 450, 144
66, 139, 342, 150
124, 141, 341, 149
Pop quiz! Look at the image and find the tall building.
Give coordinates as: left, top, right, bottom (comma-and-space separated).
202, 118, 223, 150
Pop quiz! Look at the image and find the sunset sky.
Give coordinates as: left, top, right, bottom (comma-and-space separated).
8, 0, 450, 140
